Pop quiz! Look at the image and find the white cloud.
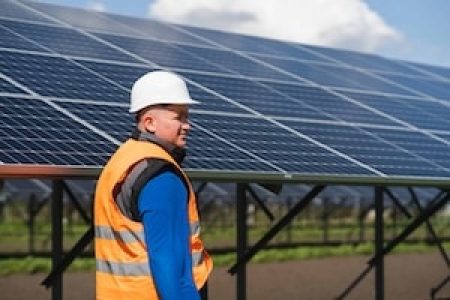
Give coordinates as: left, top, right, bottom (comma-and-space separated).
86, 1, 106, 13
148, 0, 403, 53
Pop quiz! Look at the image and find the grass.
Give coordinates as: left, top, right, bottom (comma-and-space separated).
0, 242, 447, 276
1, 213, 449, 276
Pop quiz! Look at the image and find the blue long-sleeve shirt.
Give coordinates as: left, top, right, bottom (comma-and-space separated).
137, 169, 200, 300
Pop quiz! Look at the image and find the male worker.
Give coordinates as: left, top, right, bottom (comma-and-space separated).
94, 70, 212, 299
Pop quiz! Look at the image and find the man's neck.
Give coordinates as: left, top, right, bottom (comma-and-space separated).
131, 130, 186, 164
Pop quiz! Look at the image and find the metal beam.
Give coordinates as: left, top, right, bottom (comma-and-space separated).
247, 185, 274, 221
229, 185, 325, 275
61, 181, 91, 224
407, 188, 450, 268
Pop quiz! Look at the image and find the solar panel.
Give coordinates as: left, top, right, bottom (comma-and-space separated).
94, 32, 232, 74
0, 50, 129, 101
1, 19, 139, 63
281, 120, 450, 177
1, 0, 450, 183
182, 72, 330, 119
179, 25, 331, 63
176, 44, 298, 81
73, 61, 250, 114
384, 73, 450, 100
55, 101, 131, 142
0, 0, 54, 24
190, 113, 374, 175
261, 81, 400, 126
0, 22, 49, 52
340, 91, 450, 131
0, 77, 27, 94
363, 127, 450, 174
405, 61, 450, 80
186, 122, 282, 173
254, 55, 417, 96
110, 15, 213, 46
299, 44, 426, 76
24, 0, 143, 36
0, 96, 116, 166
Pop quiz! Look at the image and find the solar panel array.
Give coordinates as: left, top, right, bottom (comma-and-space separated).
2, 0, 450, 183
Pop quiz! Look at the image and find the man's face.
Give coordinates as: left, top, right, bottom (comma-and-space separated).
142, 104, 191, 148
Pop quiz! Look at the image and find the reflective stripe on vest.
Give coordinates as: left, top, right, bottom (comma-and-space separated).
190, 222, 200, 236
95, 223, 204, 270
95, 225, 145, 244
96, 259, 151, 276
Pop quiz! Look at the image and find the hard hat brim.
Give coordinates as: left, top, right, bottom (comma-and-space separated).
129, 98, 200, 113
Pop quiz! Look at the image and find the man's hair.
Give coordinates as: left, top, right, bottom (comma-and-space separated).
134, 104, 170, 124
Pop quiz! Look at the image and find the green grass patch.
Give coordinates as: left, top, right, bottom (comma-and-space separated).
0, 242, 447, 276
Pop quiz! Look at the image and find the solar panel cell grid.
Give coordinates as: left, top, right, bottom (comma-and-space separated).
0, 78, 27, 94
407, 62, 450, 80
0, 0, 54, 23
191, 113, 374, 175
95, 33, 232, 74
183, 72, 331, 120
384, 73, 450, 100
301, 44, 425, 76
112, 15, 212, 46
186, 126, 279, 172
264, 81, 398, 126
255, 55, 415, 96
1, 19, 138, 63
76, 60, 151, 89
0, 22, 48, 52
186, 84, 250, 114
178, 43, 301, 81
181, 25, 331, 62
24, 1, 141, 36
0, 51, 129, 101
341, 91, 450, 131
56, 102, 132, 142
282, 120, 450, 177
0, 97, 116, 165
364, 127, 450, 170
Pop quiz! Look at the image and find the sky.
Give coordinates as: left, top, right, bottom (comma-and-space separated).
34, 0, 450, 68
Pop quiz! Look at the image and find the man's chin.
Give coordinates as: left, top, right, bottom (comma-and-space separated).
176, 141, 187, 148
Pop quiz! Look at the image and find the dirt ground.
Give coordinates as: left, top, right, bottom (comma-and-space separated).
0, 252, 449, 299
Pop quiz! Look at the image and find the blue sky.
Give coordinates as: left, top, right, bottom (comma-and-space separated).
35, 0, 450, 68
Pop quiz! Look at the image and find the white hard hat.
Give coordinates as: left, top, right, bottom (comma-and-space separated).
129, 70, 199, 113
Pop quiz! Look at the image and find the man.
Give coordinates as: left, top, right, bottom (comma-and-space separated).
94, 70, 212, 299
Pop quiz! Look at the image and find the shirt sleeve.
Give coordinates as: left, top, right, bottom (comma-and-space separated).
137, 169, 200, 300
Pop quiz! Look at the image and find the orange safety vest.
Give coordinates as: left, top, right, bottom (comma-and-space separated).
94, 138, 213, 300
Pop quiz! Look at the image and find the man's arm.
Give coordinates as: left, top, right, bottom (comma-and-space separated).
137, 169, 200, 300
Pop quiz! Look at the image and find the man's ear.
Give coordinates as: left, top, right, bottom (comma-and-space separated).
142, 113, 156, 133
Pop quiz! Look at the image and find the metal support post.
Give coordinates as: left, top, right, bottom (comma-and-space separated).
374, 186, 384, 300
28, 194, 37, 254
236, 183, 248, 300
51, 180, 64, 300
